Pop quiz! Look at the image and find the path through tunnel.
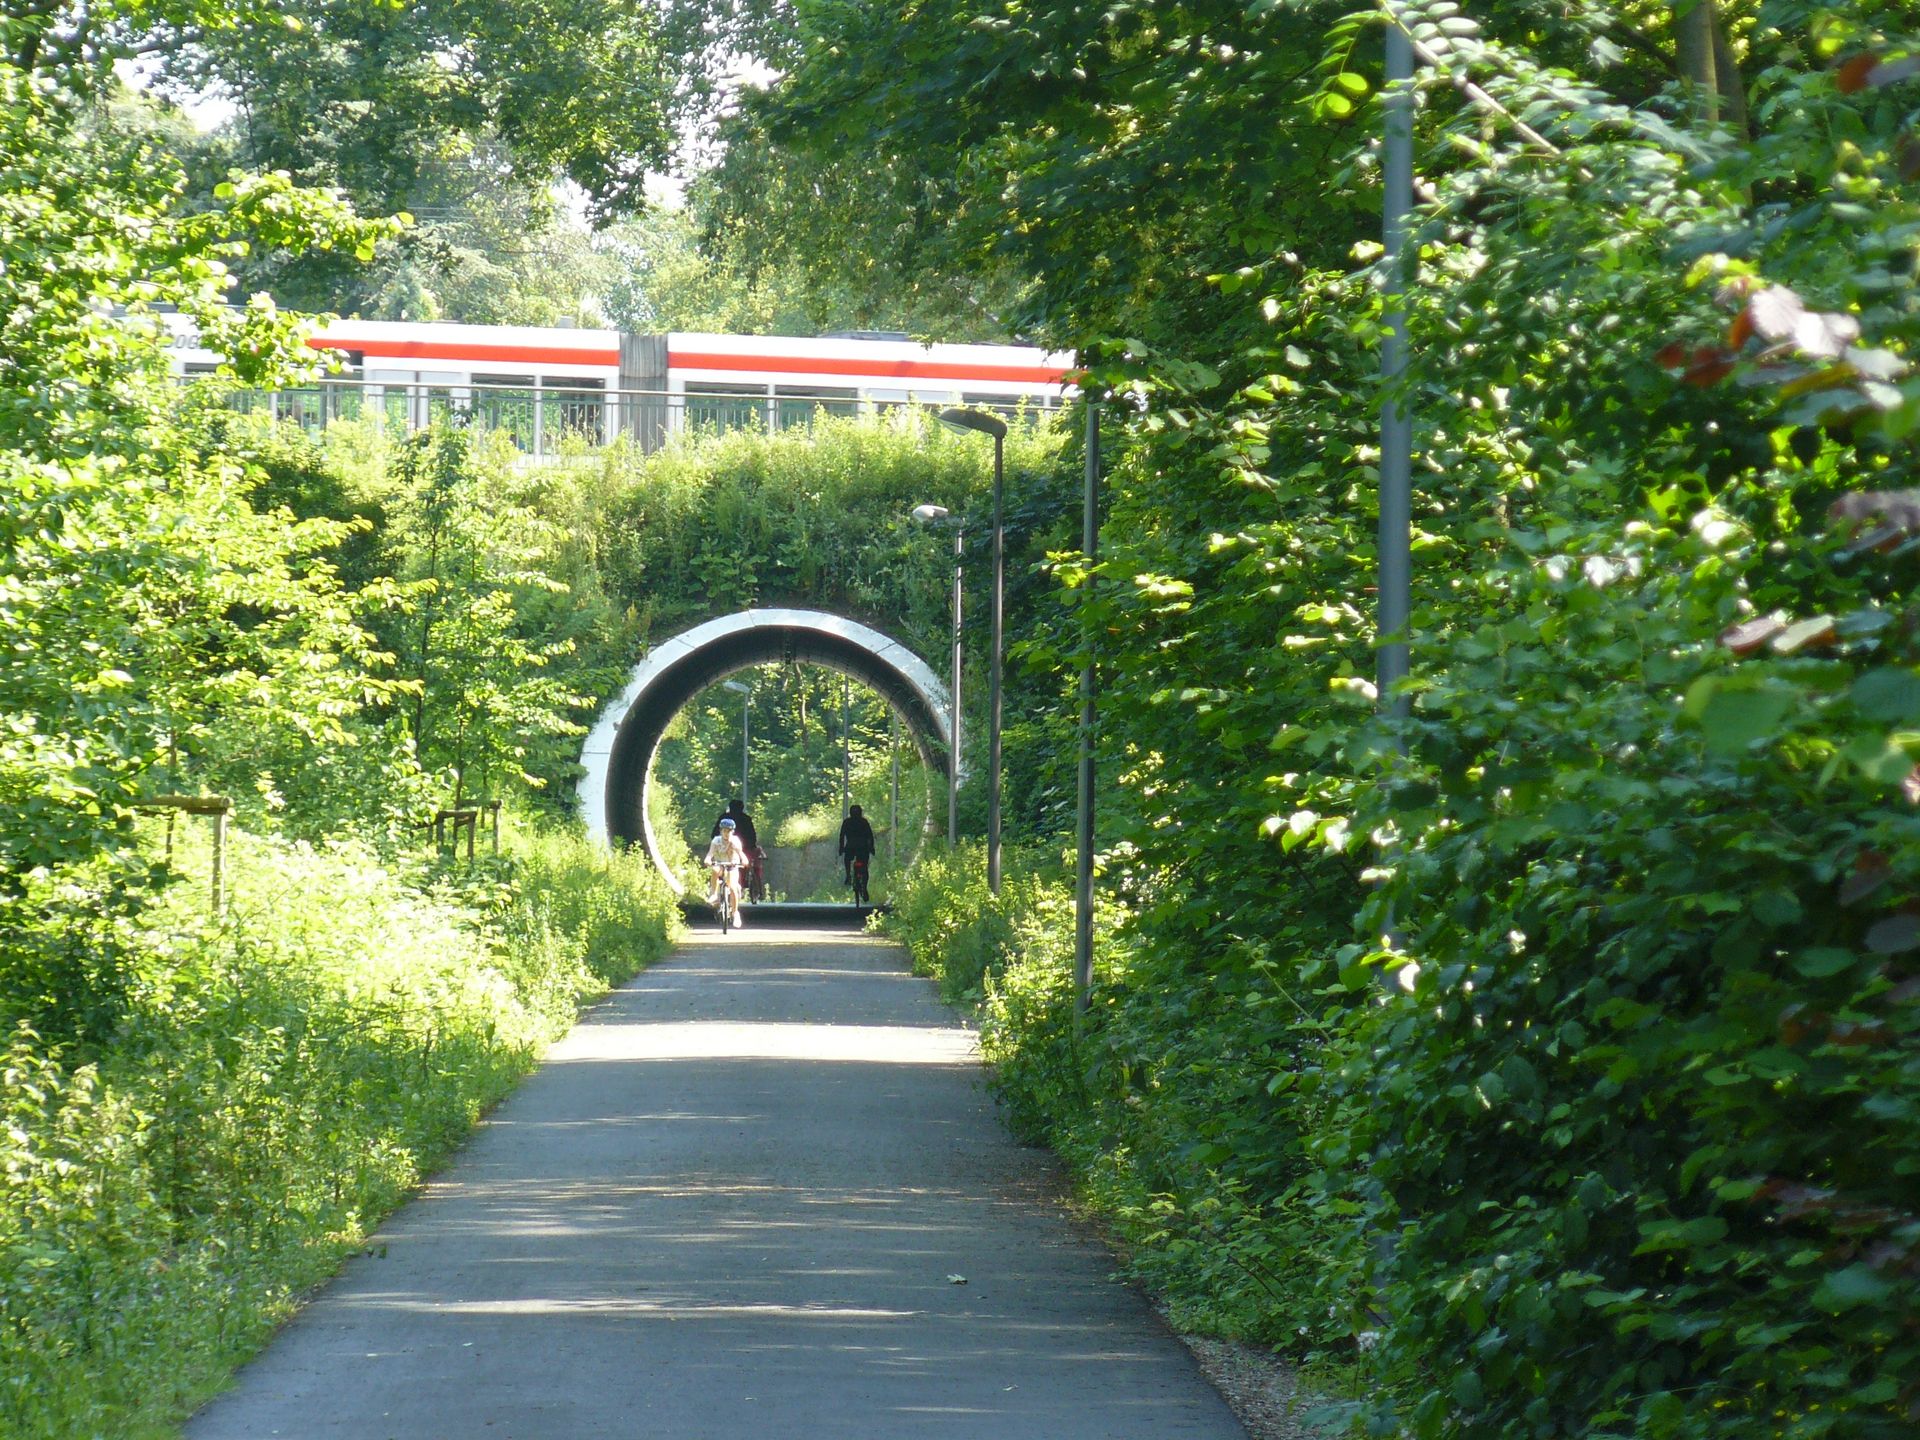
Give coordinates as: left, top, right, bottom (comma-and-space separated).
579, 610, 952, 895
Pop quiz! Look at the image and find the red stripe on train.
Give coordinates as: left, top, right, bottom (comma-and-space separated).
669, 351, 1069, 385
307, 338, 622, 367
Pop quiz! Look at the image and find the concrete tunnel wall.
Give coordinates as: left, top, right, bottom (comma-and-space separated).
577, 609, 953, 894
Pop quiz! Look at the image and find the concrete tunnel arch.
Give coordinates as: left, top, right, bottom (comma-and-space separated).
578, 609, 953, 894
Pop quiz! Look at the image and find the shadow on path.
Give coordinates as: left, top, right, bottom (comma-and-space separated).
185, 927, 1247, 1439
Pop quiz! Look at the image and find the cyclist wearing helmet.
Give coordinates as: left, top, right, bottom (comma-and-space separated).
704, 816, 748, 925
711, 798, 757, 853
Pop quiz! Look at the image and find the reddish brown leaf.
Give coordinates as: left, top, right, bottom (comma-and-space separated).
1838, 864, 1894, 906
1719, 616, 1785, 655
1727, 308, 1754, 349
1865, 911, 1920, 953
1842, 523, 1909, 559
1683, 349, 1737, 387
1837, 53, 1879, 92
1655, 340, 1691, 369
1827, 1019, 1893, 1046
1898, 134, 1920, 183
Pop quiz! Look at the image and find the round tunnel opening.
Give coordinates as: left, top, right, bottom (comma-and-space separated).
578, 610, 952, 893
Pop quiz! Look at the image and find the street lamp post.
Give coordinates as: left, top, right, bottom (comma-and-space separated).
721, 678, 750, 805
939, 407, 1008, 894
1075, 403, 1100, 1014
1379, 16, 1415, 723
910, 502, 966, 847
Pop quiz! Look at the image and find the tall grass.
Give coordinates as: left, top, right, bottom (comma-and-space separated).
0, 824, 675, 1439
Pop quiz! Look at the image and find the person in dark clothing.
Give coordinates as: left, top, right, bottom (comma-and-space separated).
712, 798, 757, 853
838, 804, 875, 885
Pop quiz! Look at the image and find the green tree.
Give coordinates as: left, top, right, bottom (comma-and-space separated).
382, 429, 589, 810
1, 3, 396, 1041
126, 0, 677, 314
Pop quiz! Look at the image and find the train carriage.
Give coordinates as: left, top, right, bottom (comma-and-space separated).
169, 318, 1072, 453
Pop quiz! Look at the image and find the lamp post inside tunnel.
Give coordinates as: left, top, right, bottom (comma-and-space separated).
721, 678, 749, 808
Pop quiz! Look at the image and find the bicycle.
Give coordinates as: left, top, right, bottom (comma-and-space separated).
746, 847, 767, 903
850, 854, 871, 907
712, 866, 742, 932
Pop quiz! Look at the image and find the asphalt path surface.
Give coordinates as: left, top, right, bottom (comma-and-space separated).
184, 924, 1248, 1439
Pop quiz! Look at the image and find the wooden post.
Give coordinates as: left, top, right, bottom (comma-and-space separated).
489, 799, 502, 856
466, 811, 476, 863
211, 806, 227, 918
135, 795, 233, 919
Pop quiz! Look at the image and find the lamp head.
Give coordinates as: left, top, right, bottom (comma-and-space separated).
910, 503, 951, 524
938, 406, 1008, 441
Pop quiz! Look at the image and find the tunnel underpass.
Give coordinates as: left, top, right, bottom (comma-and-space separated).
577, 609, 953, 908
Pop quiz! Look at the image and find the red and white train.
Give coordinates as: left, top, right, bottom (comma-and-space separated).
170, 319, 1073, 454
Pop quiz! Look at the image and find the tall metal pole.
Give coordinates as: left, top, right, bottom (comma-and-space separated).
841, 674, 852, 816
949, 526, 963, 846
741, 684, 751, 807
890, 710, 900, 869
1074, 404, 1100, 1014
987, 432, 1006, 894
1378, 15, 1415, 721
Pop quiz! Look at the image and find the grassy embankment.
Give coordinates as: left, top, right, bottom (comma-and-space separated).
1, 822, 675, 1439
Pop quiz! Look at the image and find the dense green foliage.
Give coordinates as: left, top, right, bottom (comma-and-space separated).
0, 16, 684, 1435
757, 1, 1920, 1435
1, 828, 673, 1437
131, 0, 677, 311
12, 0, 1920, 1434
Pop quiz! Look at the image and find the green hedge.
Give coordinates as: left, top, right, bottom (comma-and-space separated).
0, 826, 675, 1440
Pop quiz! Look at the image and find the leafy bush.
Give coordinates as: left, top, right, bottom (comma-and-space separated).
0, 824, 675, 1439
815, 5, 1920, 1434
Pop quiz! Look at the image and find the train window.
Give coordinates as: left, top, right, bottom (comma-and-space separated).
962, 391, 1048, 425
684, 382, 769, 436
542, 376, 606, 450
471, 375, 537, 450
775, 386, 858, 431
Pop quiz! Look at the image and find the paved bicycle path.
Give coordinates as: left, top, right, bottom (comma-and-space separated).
184, 925, 1248, 1439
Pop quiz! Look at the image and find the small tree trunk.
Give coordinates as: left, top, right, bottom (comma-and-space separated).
1675, 0, 1720, 126
1711, 17, 1749, 139
1674, 0, 1747, 138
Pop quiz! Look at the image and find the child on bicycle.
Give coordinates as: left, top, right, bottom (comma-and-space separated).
705, 817, 748, 925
